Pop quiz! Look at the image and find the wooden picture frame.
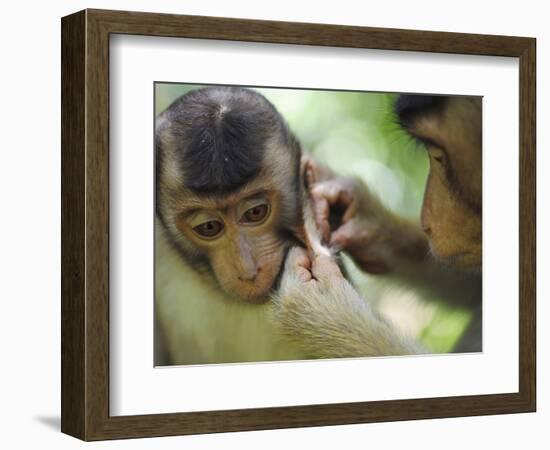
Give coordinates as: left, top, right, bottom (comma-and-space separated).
61, 8, 536, 441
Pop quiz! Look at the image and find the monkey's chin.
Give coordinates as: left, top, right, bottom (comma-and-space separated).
431, 247, 481, 272
225, 288, 271, 305
222, 283, 274, 305
242, 294, 271, 305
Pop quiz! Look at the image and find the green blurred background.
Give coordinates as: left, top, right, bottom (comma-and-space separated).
155, 83, 473, 353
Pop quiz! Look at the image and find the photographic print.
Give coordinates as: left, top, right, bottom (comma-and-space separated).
62, 10, 535, 439
154, 83, 482, 366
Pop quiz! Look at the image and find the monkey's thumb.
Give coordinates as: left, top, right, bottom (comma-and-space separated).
311, 254, 343, 282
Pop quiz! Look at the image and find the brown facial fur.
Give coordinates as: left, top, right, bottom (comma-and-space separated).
157, 138, 302, 304
174, 176, 293, 303
407, 97, 482, 270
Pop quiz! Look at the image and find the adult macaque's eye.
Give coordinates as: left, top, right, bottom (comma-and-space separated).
432, 153, 445, 164
193, 220, 224, 238
241, 204, 269, 224
429, 147, 447, 164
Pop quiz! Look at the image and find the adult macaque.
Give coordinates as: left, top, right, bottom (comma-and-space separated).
155, 86, 310, 365
273, 95, 482, 357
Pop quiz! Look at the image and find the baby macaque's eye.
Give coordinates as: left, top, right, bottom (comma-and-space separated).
193, 220, 224, 238
241, 204, 269, 224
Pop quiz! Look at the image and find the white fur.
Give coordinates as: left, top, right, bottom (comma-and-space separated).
272, 270, 425, 358
155, 221, 304, 365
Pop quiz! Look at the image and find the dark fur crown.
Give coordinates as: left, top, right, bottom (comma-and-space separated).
157, 86, 289, 194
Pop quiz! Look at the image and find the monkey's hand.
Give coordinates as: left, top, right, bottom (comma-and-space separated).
311, 176, 429, 274
270, 247, 424, 358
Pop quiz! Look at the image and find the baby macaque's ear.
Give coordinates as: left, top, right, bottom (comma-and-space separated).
299, 154, 334, 257
300, 154, 335, 189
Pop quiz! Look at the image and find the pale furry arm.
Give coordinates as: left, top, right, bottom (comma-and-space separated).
271, 250, 425, 359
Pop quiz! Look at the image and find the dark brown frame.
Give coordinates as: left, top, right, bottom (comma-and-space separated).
61, 8, 536, 441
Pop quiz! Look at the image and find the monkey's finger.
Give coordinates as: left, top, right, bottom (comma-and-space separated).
311, 254, 343, 281
284, 247, 313, 283
311, 181, 346, 205
285, 246, 312, 270
312, 182, 355, 218
311, 181, 352, 240
329, 221, 357, 249
296, 266, 314, 283
341, 199, 359, 224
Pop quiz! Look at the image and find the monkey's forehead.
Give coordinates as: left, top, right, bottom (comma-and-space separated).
162, 174, 279, 207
